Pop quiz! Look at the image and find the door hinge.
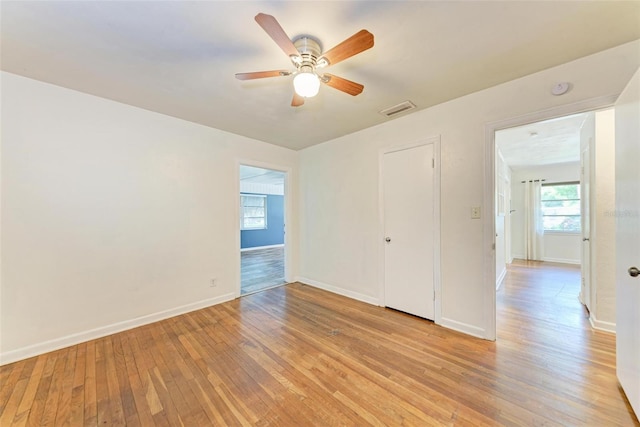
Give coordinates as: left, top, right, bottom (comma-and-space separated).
433, 290, 436, 301
432, 158, 435, 168
492, 243, 496, 250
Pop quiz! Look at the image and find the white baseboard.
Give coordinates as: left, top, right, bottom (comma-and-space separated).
0, 293, 236, 366
297, 278, 491, 340
240, 244, 284, 252
295, 276, 380, 306
589, 315, 616, 333
542, 257, 581, 265
439, 317, 487, 339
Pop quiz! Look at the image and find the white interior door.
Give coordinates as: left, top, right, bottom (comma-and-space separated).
580, 144, 591, 310
383, 144, 435, 320
615, 68, 640, 418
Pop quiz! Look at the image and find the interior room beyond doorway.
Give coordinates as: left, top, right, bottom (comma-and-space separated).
239, 165, 287, 295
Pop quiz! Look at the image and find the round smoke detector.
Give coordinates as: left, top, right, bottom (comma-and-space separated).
551, 82, 571, 96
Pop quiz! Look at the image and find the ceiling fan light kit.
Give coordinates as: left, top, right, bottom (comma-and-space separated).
291, 36, 321, 98
235, 13, 374, 107
293, 70, 320, 97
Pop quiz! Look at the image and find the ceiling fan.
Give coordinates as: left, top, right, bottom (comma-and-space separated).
235, 13, 374, 107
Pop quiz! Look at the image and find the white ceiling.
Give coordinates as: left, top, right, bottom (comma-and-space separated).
240, 165, 285, 186
496, 113, 589, 169
2, 1, 639, 151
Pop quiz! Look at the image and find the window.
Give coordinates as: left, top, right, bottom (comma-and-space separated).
241, 194, 267, 230
541, 182, 581, 232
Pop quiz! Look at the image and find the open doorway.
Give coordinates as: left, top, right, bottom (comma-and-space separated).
239, 165, 287, 295
493, 107, 616, 336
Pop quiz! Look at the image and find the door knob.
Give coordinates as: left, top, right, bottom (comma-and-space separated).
582, 237, 590, 241
385, 237, 391, 243
629, 266, 640, 278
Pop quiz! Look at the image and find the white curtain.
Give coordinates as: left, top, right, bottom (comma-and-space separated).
523, 180, 544, 260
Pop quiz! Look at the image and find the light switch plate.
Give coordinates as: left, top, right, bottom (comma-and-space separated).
471, 206, 481, 219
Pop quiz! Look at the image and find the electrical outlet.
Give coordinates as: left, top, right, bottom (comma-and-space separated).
210, 278, 217, 287
471, 206, 481, 219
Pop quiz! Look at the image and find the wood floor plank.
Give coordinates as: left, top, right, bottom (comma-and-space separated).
82, 341, 97, 426
104, 334, 129, 426
0, 357, 36, 424
68, 342, 86, 426
1, 260, 638, 426
0, 361, 23, 412
0, 363, 17, 399
10, 355, 46, 427
0, 372, 29, 426
25, 349, 60, 426
119, 332, 156, 426
94, 339, 112, 426
51, 345, 77, 426
147, 320, 209, 426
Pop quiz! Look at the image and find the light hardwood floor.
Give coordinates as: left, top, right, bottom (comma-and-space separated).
1, 261, 638, 425
241, 246, 286, 295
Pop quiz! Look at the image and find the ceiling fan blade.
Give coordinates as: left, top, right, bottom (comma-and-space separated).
322, 74, 364, 96
291, 92, 304, 107
255, 13, 300, 59
235, 70, 291, 80
319, 30, 374, 66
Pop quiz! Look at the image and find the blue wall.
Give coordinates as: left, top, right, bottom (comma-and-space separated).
241, 194, 284, 249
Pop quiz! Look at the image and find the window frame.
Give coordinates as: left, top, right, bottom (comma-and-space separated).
540, 181, 581, 233
240, 194, 268, 231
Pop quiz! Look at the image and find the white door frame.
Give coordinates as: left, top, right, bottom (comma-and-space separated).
580, 142, 593, 312
482, 95, 617, 340
378, 136, 442, 324
236, 159, 293, 298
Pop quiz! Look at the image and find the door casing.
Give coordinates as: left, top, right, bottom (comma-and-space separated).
483, 95, 619, 340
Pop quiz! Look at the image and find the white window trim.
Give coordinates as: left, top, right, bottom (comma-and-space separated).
541, 182, 581, 233
240, 194, 267, 230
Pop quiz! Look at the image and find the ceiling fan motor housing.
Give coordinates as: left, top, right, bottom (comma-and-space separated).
292, 36, 323, 69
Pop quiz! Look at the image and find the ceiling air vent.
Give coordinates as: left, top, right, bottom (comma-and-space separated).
379, 101, 416, 117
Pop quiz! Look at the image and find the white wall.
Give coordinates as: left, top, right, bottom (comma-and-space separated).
0, 72, 299, 363
592, 109, 616, 329
543, 233, 582, 264
511, 163, 582, 264
298, 40, 640, 339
